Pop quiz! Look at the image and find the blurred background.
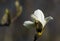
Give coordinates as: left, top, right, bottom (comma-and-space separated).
0, 0, 60, 41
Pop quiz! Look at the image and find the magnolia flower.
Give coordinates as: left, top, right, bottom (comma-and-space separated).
23, 9, 53, 41
23, 9, 53, 30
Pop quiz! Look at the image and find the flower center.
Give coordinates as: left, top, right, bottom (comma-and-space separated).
35, 20, 42, 32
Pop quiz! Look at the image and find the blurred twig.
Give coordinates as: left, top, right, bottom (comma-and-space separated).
1, 0, 22, 25
11, 0, 22, 23
4, 0, 22, 41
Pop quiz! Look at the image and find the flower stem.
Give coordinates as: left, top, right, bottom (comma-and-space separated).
34, 34, 38, 41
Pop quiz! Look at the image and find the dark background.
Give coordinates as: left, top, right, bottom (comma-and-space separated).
0, 0, 60, 41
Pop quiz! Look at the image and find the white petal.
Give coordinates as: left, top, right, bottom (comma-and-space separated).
31, 14, 38, 21
23, 21, 34, 29
45, 16, 53, 23
31, 9, 46, 27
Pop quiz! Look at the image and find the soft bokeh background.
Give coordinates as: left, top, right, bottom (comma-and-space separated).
0, 0, 60, 41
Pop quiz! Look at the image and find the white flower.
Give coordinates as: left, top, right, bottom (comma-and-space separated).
23, 9, 53, 30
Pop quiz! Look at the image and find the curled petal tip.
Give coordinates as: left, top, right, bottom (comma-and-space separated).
49, 16, 53, 20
